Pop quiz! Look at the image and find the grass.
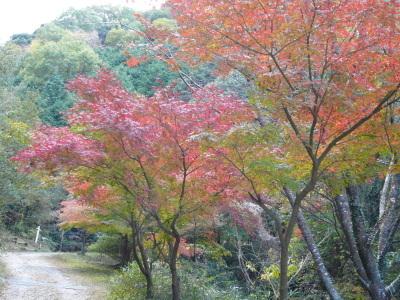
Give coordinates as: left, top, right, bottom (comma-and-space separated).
0, 256, 8, 297
48, 252, 116, 299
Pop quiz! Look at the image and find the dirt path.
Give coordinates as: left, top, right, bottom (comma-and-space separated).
0, 252, 99, 300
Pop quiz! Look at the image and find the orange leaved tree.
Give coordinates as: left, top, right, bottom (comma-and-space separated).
167, 0, 400, 299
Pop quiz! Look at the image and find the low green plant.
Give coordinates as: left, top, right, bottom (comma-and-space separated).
88, 234, 121, 259
109, 259, 270, 300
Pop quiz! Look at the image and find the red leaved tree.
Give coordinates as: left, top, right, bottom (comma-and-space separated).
14, 71, 253, 300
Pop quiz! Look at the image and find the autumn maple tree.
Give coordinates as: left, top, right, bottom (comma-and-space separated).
165, 0, 400, 299
13, 70, 252, 300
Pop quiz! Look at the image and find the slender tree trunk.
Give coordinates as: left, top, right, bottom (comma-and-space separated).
145, 273, 154, 299
378, 160, 394, 222
193, 220, 197, 262
169, 237, 181, 300
378, 173, 398, 247
278, 172, 319, 299
59, 230, 64, 252
235, 226, 253, 290
250, 193, 288, 300
335, 188, 400, 299
378, 174, 400, 275
120, 234, 131, 266
296, 209, 343, 300
347, 186, 388, 300
279, 242, 289, 300
334, 194, 369, 285
130, 222, 154, 299
81, 231, 86, 255
378, 218, 400, 274
284, 188, 342, 299
386, 273, 400, 297
131, 240, 154, 299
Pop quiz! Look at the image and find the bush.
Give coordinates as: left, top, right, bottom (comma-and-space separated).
88, 234, 121, 259
108, 260, 267, 300
109, 263, 169, 300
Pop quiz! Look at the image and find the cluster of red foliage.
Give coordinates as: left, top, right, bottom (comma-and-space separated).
13, 70, 254, 232
12, 126, 104, 172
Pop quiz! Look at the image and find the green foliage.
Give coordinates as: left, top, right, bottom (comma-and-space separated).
54, 6, 140, 44
34, 24, 69, 42
213, 70, 253, 99
36, 75, 76, 126
143, 9, 172, 22
109, 261, 255, 300
0, 43, 26, 87
152, 18, 178, 31
0, 66, 66, 241
116, 60, 178, 96
203, 241, 232, 266
10, 33, 33, 46
19, 35, 100, 125
174, 62, 217, 98
109, 263, 153, 300
88, 234, 121, 259
98, 47, 178, 96
21, 36, 101, 88
261, 264, 297, 282
105, 28, 139, 48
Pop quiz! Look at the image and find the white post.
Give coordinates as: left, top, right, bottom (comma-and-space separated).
35, 226, 41, 244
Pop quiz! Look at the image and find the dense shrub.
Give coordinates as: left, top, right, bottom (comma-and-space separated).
108, 260, 266, 300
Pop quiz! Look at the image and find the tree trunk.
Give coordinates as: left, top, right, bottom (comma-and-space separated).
378, 174, 400, 274
378, 162, 393, 222
145, 273, 154, 299
334, 194, 369, 285
193, 220, 197, 262
59, 230, 64, 252
347, 186, 388, 300
279, 242, 289, 300
120, 234, 131, 266
284, 188, 342, 299
81, 231, 86, 255
277, 172, 319, 299
296, 208, 343, 300
169, 237, 181, 300
130, 221, 154, 299
235, 226, 253, 290
378, 218, 400, 275
250, 193, 288, 300
386, 273, 400, 297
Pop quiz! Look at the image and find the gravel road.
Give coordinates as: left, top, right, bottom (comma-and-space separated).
0, 252, 98, 300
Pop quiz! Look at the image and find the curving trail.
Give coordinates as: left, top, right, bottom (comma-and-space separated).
0, 252, 96, 300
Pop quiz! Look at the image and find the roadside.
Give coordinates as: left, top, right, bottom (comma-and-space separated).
0, 258, 7, 298
0, 252, 114, 300
48, 253, 116, 299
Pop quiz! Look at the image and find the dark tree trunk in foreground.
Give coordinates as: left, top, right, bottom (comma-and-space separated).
120, 234, 131, 266
168, 237, 181, 300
